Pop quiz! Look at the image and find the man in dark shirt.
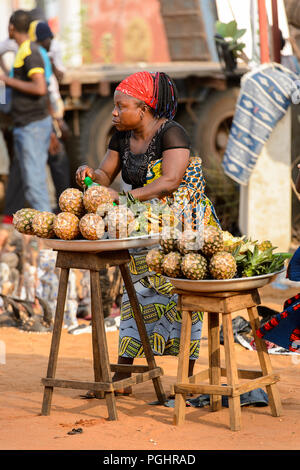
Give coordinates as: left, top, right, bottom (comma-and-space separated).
0, 9, 52, 218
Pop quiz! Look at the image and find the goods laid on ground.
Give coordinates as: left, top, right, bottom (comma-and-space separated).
146, 228, 291, 281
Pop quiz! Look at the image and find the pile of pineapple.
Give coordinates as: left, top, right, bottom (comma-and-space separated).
12, 186, 137, 241
146, 226, 291, 281
12, 186, 182, 241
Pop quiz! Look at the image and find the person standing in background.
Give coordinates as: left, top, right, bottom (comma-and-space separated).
34, 21, 70, 210
0, 16, 70, 215
28, 8, 66, 84
0, 10, 52, 219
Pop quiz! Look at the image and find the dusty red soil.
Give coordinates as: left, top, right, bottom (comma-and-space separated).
0, 284, 300, 451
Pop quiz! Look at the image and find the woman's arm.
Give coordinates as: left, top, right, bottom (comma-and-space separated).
130, 148, 190, 201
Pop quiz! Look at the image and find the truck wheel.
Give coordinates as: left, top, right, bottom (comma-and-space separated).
80, 98, 114, 166
187, 87, 241, 234
191, 87, 240, 165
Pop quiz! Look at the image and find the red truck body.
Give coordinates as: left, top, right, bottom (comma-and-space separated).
83, 0, 170, 64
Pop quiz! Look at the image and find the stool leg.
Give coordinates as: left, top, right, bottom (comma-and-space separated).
247, 306, 282, 417
208, 312, 222, 411
119, 264, 166, 404
91, 307, 104, 399
222, 313, 241, 431
41, 268, 69, 416
174, 309, 192, 425
90, 270, 117, 420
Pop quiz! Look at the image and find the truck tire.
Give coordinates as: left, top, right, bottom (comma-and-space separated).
190, 87, 240, 166
80, 98, 114, 167
186, 87, 241, 234
63, 133, 82, 188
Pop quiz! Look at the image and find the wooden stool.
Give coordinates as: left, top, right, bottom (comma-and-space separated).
173, 289, 282, 431
41, 249, 166, 420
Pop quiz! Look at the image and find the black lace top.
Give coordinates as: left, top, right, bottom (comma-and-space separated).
108, 120, 190, 189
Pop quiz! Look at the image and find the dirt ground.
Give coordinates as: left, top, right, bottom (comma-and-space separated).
0, 284, 300, 452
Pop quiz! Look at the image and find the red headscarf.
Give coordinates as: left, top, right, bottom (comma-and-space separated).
115, 71, 158, 109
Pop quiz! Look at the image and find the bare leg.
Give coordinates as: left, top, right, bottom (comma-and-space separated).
82, 357, 194, 399
188, 359, 195, 377
111, 356, 133, 381
81, 356, 133, 399
112, 357, 195, 380
110, 356, 134, 395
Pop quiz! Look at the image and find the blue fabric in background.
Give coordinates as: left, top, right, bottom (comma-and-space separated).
287, 247, 300, 282
222, 63, 300, 185
187, 387, 269, 408
0, 86, 12, 114
257, 294, 300, 352
150, 387, 269, 408
38, 45, 52, 85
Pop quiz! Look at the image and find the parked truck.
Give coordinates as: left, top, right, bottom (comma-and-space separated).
0, 0, 247, 231
54, 0, 246, 230
61, 0, 243, 170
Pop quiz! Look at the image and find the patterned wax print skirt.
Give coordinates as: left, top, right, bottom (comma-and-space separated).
118, 156, 221, 360
119, 249, 204, 359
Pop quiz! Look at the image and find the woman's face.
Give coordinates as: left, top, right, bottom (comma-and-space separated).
112, 91, 143, 131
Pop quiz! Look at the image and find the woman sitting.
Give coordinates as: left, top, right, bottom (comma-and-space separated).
76, 71, 221, 395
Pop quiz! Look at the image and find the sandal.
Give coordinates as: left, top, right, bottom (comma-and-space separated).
67, 427, 83, 435
79, 390, 98, 399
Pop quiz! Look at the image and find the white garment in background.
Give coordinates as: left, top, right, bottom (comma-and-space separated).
0, 38, 18, 55
49, 38, 66, 74
64, 269, 78, 330
0, 130, 9, 175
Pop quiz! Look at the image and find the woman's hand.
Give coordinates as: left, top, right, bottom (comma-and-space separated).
76, 165, 96, 187
107, 187, 120, 203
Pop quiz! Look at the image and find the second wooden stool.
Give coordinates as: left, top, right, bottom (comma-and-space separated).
173, 288, 282, 431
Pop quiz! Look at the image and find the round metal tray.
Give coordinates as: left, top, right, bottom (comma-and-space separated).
42, 234, 159, 252
168, 268, 286, 293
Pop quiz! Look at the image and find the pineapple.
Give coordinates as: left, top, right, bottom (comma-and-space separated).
83, 185, 113, 213
209, 251, 237, 280
222, 230, 245, 253
59, 188, 85, 217
162, 251, 182, 278
146, 248, 164, 274
258, 240, 273, 252
177, 229, 203, 255
32, 211, 56, 239
202, 225, 224, 257
13, 208, 39, 235
159, 227, 181, 254
106, 205, 137, 238
53, 212, 80, 240
79, 213, 105, 240
96, 201, 115, 218
238, 239, 257, 254
181, 252, 208, 280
